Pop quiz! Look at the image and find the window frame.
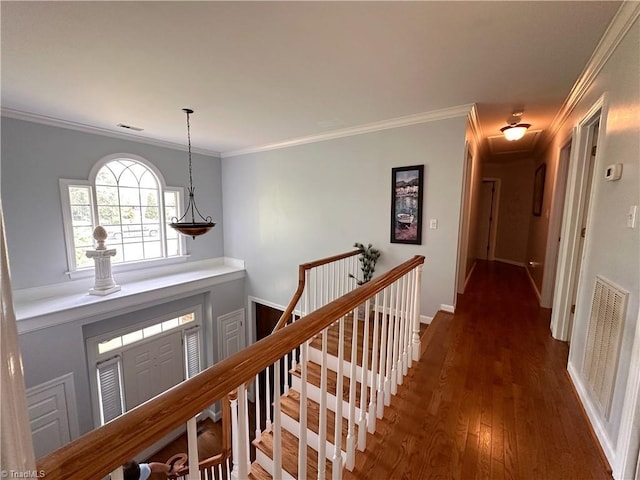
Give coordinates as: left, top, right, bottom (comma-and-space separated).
60, 154, 187, 277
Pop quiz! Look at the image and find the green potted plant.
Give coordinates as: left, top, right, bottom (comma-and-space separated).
349, 242, 381, 285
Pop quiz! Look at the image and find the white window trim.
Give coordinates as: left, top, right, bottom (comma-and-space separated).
60, 154, 187, 276
87, 304, 203, 427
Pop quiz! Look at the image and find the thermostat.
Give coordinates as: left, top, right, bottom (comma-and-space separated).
604, 163, 622, 181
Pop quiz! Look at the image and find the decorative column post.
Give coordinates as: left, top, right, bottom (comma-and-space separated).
86, 226, 120, 296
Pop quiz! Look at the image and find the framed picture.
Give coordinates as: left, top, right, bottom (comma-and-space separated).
533, 163, 546, 216
391, 165, 424, 244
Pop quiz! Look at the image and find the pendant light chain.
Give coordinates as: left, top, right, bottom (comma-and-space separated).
168, 108, 216, 238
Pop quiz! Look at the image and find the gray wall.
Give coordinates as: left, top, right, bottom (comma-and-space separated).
1, 118, 224, 289
18, 278, 245, 438
222, 117, 468, 317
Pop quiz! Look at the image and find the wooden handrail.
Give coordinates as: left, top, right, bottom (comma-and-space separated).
271, 249, 360, 332
36, 255, 424, 480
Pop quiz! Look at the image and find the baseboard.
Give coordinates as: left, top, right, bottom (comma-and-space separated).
524, 265, 542, 302
421, 314, 432, 324
567, 361, 615, 468
494, 257, 527, 267
440, 304, 455, 314
463, 261, 477, 292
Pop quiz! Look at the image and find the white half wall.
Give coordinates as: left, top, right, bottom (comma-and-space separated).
222, 116, 468, 318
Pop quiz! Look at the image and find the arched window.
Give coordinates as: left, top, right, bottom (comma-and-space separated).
61, 154, 184, 274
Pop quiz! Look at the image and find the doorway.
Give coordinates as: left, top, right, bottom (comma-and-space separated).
476, 179, 499, 261
551, 101, 603, 342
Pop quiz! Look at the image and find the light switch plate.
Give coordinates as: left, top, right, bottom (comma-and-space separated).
628, 205, 637, 228
429, 219, 438, 229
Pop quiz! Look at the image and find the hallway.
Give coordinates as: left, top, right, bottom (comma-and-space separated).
345, 260, 612, 479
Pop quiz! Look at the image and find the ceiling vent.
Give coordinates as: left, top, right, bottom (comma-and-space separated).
117, 123, 144, 132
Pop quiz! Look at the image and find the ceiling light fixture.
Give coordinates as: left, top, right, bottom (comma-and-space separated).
500, 111, 531, 141
169, 108, 215, 239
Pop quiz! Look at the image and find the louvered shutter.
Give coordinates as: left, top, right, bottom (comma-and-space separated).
97, 356, 124, 424
184, 326, 202, 379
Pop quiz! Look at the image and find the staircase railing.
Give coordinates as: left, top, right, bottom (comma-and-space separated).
36, 254, 424, 480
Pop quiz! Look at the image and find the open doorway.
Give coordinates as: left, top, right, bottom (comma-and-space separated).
476, 179, 500, 261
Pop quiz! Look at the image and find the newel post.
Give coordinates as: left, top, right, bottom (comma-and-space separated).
412, 264, 423, 362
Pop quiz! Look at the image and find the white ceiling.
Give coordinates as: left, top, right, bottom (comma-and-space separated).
1, 1, 621, 158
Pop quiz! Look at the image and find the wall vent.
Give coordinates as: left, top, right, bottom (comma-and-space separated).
583, 275, 628, 418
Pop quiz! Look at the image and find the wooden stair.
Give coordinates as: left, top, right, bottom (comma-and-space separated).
249, 313, 429, 478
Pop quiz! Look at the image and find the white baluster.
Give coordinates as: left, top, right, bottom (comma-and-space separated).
332, 316, 345, 480
391, 280, 401, 395
346, 306, 358, 470
265, 365, 272, 433
298, 340, 308, 480
230, 392, 240, 480
412, 264, 423, 362
318, 328, 328, 480
110, 467, 124, 480
368, 292, 379, 432
358, 298, 371, 450
397, 275, 407, 384
273, 360, 283, 479
254, 373, 261, 443
377, 287, 389, 417
386, 283, 397, 402
238, 386, 250, 479
187, 417, 199, 480
407, 269, 416, 369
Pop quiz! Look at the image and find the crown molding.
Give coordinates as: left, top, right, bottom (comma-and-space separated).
0, 107, 222, 158
545, 1, 640, 149
221, 103, 474, 158
467, 103, 483, 147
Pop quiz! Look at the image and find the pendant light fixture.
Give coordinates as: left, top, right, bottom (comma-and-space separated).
500, 111, 531, 141
169, 108, 215, 239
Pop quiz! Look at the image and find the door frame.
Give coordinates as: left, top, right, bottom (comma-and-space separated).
540, 132, 574, 308
550, 94, 608, 342
478, 177, 500, 261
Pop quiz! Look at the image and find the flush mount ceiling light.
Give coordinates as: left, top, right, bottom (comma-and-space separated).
169, 108, 215, 239
500, 111, 531, 141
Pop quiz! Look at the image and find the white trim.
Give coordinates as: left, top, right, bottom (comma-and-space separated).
567, 361, 615, 467
467, 104, 483, 147
613, 305, 640, 480
440, 304, 455, 314
13, 257, 245, 334
25, 372, 80, 442
66, 254, 190, 279
0, 107, 221, 158
464, 261, 477, 292
222, 104, 474, 158
420, 314, 432, 325
494, 258, 526, 268
550, 94, 608, 341
544, 1, 640, 151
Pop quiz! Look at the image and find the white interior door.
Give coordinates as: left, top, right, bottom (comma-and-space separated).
219, 309, 246, 360
122, 330, 183, 410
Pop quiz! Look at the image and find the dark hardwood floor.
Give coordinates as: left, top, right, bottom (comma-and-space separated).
344, 260, 611, 480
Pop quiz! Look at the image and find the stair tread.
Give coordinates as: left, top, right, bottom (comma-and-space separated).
291, 361, 368, 408
254, 427, 334, 478
281, 389, 352, 448
248, 462, 271, 480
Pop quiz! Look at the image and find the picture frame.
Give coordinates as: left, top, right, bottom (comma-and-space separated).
533, 163, 546, 216
390, 165, 424, 244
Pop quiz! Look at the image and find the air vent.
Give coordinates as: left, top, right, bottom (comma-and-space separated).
583, 275, 628, 418
117, 123, 143, 132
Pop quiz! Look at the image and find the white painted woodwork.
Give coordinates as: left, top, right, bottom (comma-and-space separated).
218, 308, 245, 360
332, 317, 345, 479
358, 299, 371, 450
26, 374, 79, 459
273, 360, 283, 479
122, 331, 183, 410
346, 308, 358, 470
186, 417, 199, 480
0, 208, 36, 472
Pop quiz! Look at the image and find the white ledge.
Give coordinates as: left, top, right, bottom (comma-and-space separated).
14, 257, 245, 334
